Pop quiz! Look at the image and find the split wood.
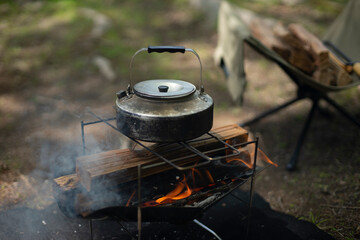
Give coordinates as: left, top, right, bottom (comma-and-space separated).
248, 18, 352, 86
76, 124, 248, 191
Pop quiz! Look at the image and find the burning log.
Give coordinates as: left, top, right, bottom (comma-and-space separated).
53, 124, 277, 218
76, 124, 248, 192
55, 160, 253, 218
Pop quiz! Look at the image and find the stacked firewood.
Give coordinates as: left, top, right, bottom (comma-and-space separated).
53, 124, 249, 217
249, 19, 352, 86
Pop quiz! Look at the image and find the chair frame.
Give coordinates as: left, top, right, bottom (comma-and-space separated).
222, 36, 360, 171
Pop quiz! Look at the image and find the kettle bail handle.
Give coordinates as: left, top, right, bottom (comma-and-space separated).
148, 46, 185, 53
129, 46, 204, 93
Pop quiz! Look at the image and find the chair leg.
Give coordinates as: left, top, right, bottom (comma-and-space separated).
287, 99, 319, 171
322, 95, 360, 128
240, 96, 302, 127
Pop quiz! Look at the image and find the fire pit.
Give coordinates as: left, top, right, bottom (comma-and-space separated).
53, 46, 277, 239
53, 116, 275, 239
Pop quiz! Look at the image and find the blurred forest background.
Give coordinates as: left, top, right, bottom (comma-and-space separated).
0, 0, 359, 239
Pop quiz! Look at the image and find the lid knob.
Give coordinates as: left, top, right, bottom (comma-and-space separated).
158, 85, 169, 93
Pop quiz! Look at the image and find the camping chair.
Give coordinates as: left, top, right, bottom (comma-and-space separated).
216, 0, 360, 171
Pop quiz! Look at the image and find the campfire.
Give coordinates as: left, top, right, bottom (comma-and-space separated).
54, 121, 276, 222
53, 46, 277, 238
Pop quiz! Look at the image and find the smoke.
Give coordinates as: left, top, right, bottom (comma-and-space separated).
0, 92, 134, 238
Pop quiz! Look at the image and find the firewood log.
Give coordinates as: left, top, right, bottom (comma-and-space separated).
274, 23, 304, 50
273, 23, 352, 85
237, 8, 352, 86
249, 18, 292, 61
288, 24, 329, 68
288, 48, 316, 74
313, 57, 352, 86
76, 124, 248, 191
53, 174, 80, 217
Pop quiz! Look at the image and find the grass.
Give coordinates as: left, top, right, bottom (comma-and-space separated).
305, 211, 328, 228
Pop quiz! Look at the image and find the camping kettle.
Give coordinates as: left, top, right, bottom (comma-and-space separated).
115, 46, 213, 142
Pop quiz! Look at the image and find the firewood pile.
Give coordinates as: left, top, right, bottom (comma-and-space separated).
53, 124, 252, 217
248, 17, 352, 86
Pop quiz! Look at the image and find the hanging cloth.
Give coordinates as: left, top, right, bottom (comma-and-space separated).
214, 1, 251, 105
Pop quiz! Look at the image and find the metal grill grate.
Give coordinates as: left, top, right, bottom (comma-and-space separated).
80, 111, 265, 240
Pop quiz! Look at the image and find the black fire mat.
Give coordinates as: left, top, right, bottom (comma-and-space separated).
0, 189, 334, 240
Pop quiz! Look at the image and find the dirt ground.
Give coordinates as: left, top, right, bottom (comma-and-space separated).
0, 0, 359, 239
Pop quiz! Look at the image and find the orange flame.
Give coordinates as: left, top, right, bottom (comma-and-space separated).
225, 142, 253, 168
155, 176, 192, 204
226, 158, 253, 168
204, 170, 215, 184
126, 190, 136, 207
141, 139, 277, 207
225, 140, 278, 168
191, 167, 203, 186
258, 148, 278, 167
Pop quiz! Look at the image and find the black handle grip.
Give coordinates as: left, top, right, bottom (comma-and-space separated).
148, 46, 185, 54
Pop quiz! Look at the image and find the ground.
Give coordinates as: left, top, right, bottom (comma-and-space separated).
0, 0, 359, 239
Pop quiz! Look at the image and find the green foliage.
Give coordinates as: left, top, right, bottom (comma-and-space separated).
300, 211, 328, 228
319, 172, 331, 178
309, 211, 328, 226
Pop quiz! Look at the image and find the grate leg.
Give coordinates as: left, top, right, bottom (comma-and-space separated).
89, 219, 93, 240
193, 219, 222, 240
245, 138, 259, 239
137, 165, 142, 240
81, 121, 86, 155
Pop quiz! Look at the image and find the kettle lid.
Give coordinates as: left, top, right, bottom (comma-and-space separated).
133, 79, 196, 99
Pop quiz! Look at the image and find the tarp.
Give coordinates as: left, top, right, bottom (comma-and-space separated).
323, 0, 360, 62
